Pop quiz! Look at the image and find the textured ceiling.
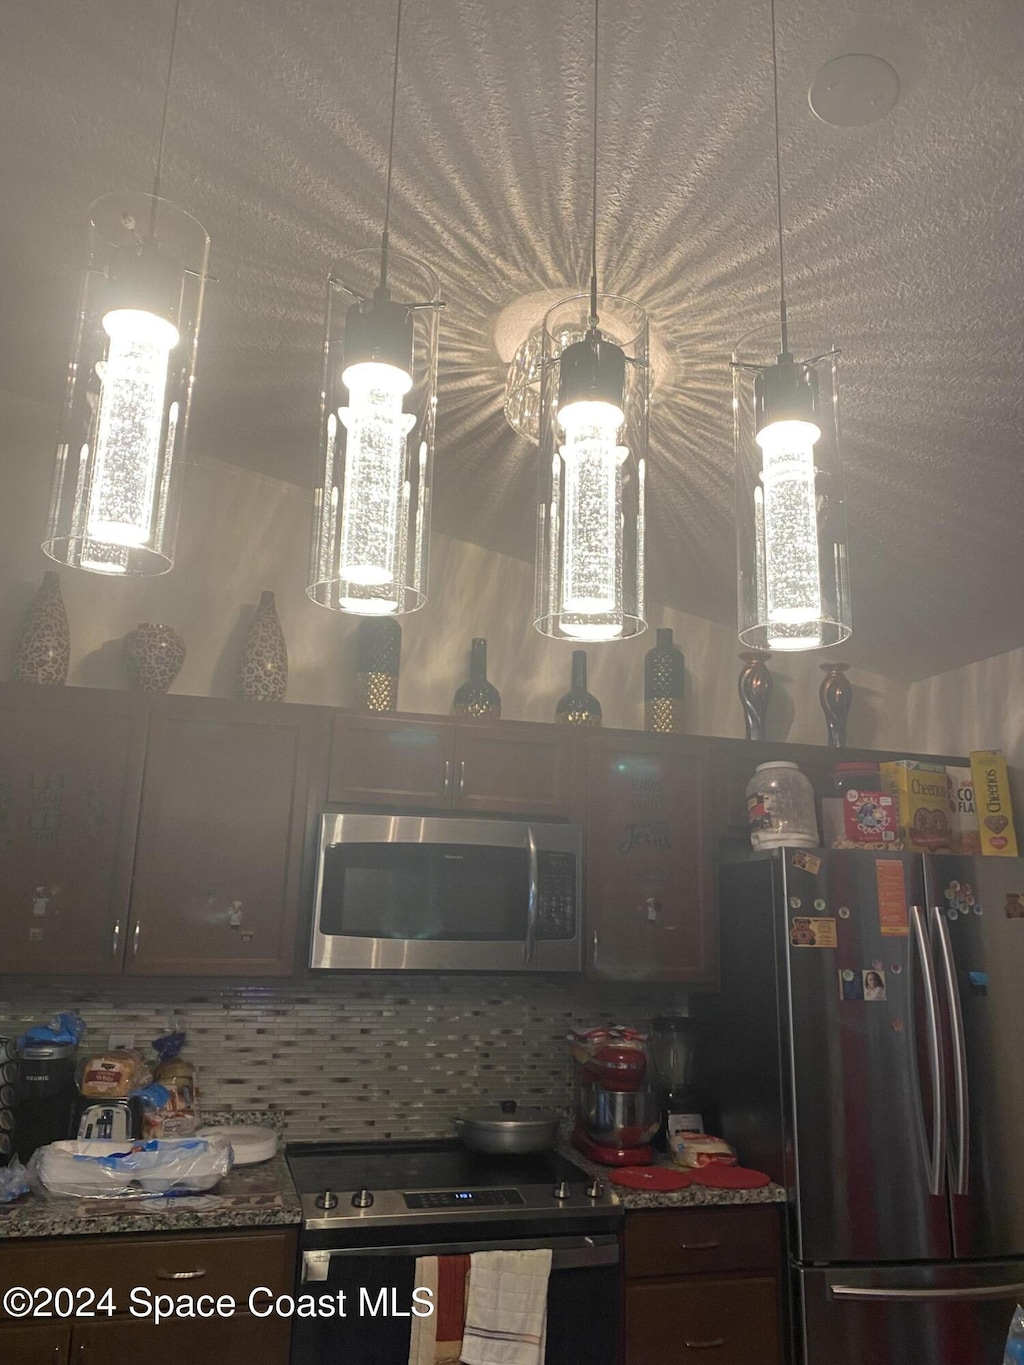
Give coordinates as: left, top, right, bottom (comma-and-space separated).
2, 0, 1023, 680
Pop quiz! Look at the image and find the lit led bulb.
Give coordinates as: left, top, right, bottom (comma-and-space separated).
756, 417, 822, 650
87, 308, 179, 547
557, 398, 627, 640
337, 360, 415, 611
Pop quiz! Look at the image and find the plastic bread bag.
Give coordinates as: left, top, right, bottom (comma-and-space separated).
31, 1135, 232, 1200
147, 1032, 199, 1136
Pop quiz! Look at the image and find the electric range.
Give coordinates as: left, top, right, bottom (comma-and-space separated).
286, 1137, 620, 1235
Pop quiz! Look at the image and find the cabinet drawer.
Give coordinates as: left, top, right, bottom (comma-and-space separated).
625, 1275, 781, 1365
625, 1207, 780, 1278
0, 1231, 296, 1319
0, 1320, 70, 1363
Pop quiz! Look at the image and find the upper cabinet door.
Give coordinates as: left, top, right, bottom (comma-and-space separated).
329, 714, 456, 809
127, 699, 323, 976
585, 736, 716, 984
453, 723, 573, 817
0, 685, 148, 975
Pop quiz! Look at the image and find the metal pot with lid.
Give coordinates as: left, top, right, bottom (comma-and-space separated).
453, 1099, 560, 1155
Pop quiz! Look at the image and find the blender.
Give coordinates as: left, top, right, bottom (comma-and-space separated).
570, 1028, 659, 1166
650, 1015, 707, 1151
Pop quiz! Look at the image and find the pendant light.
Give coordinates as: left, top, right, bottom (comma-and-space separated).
43, 0, 209, 577
534, 0, 648, 642
308, 0, 442, 617
732, 0, 851, 651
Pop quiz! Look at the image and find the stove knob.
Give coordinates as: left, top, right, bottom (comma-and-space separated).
351, 1188, 375, 1208
552, 1180, 571, 1201
315, 1189, 339, 1210
585, 1178, 605, 1200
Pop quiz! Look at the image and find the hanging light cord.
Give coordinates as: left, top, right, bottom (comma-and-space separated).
379, 0, 404, 292
148, 0, 183, 239
769, 0, 788, 356
588, 0, 600, 332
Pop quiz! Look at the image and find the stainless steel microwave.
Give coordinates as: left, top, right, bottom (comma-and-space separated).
310, 814, 582, 972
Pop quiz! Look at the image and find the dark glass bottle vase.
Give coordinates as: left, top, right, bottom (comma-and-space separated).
644, 628, 684, 733
452, 638, 501, 719
556, 650, 602, 727
356, 619, 401, 713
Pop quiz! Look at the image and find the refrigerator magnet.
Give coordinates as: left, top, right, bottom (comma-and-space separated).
875, 859, 909, 936
1004, 894, 1024, 919
863, 969, 887, 1001
791, 851, 822, 875
790, 916, 838, 948
839, 969, 863, 1001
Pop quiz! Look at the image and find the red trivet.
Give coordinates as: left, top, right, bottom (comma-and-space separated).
611, 1166, 695, 1191
692, 1165, 771, 1190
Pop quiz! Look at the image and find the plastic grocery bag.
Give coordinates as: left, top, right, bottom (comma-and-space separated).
1004, 1305, 1024, 1365
0, 1158, 30, 1203
31, 1135, 232, 1199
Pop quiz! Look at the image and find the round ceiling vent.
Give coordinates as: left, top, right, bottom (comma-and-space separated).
808, 53, 900, 127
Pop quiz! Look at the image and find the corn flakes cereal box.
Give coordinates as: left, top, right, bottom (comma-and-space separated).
969, 750, 1019, 857
946, 765, 981, 855
880, 761, 953, 853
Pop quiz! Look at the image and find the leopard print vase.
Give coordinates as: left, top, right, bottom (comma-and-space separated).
238, 590, 288, 702
13, 571, 70, 685
123, 623, 186, 693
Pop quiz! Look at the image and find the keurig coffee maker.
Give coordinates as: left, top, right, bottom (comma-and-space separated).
14, 1040, 78, 1162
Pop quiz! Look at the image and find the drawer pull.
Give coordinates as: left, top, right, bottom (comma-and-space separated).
156, 1268, 208, 1281
685, 1339, 726, 1350
678, 1241, 721, 1250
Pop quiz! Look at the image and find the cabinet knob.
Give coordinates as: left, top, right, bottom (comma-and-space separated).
111, 919, 121, 958
156, 1267, 207, 1280
443, 759, 452, 795
458, 760, 466, 796
132, 920, 141, 958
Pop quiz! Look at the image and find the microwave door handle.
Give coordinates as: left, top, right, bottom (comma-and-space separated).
932, 904, 970, 1195
524, 827, 539, 964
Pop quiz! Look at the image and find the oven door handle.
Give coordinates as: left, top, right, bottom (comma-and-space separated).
302, 1234, 619, 1282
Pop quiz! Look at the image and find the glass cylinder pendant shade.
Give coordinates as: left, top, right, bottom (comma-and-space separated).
534, 294, 648, 641
733, 322, 851, 652
43, 192, 209, 575
308, 249, 440, 616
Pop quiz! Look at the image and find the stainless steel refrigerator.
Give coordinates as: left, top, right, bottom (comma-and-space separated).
705, 849, 1024, 1365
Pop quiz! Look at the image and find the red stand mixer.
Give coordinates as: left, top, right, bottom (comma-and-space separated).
570, 1028, 660, 1166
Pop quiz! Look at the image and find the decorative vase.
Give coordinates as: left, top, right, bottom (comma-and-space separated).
452, 638, 501, 719
820, 662, 853, 748
644, 628, 684, 733
556, 650, 602, 726
738, 652, 772, 741
238, 590, 288, 702
13, 571, 70, 685
122, 623, 186, 693
356, 619, 401, 713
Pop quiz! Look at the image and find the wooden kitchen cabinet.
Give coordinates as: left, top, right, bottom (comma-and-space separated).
624, 1207, 784, 1365
330, 712, 572, 816
0, 1228, 296, 1365
0, 1320, 70, 1363
0, 684, 148, 975
584, 734, 715, 983
126, 697, 324, 976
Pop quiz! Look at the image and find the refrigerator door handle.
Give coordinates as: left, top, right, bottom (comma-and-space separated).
911, 903, 946, 1197
831, 1281, 1024, 1303
932, 904, 970, 1196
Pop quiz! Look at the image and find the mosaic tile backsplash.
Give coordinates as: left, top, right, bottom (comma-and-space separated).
0, 977, 688, 1141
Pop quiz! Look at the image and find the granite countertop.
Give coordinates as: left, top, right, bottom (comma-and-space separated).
0, 1112, 302, 1240
558, 1138, 788, 1211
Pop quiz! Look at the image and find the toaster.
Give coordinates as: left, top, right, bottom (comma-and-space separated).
71, 1097, 143, 1142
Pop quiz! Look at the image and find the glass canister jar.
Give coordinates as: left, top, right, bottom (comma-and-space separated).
746, 761, 819, 849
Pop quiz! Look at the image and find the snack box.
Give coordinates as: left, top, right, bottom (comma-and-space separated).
822, 790, 899, 849
946, 765, 982, 855
879, 761, 954, 853
969, 750, 1019, 856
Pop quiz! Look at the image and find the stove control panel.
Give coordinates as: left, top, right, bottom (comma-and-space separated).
404, 1188, 526, 1210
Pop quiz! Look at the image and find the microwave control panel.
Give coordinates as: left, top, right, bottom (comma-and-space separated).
536, 851, 578, 939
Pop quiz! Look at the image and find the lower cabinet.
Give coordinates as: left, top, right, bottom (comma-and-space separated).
623, 1206, 785, 1365
0, 1227, 297, 1365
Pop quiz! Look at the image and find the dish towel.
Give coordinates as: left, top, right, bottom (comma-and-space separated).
409, 1255, 470, 1365
459, 1249, 552, 1365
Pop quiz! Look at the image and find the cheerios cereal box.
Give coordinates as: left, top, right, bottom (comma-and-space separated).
880, 761, 953, 853
969, 750, 1019, 857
